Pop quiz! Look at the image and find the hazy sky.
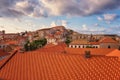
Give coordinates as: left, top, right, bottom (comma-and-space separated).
0, 0, 120, 35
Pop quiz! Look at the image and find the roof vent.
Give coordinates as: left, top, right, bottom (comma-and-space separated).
85, 51, 91, 58
119, 46, 120, 50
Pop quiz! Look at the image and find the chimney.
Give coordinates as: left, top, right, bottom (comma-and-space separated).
2, 30, 5, 34
119, 46, 120, 50
2, 30, 5, 39
85, 51, 91, 58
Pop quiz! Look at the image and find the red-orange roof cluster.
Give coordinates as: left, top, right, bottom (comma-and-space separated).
0, 51, 120, 80
65, 48, 116, 55
107, 49, 120, 58
99, 37, 118, 43
89, 42, 100, 45
0, 44, 120, 80
39, 43, 67, 53
0, 49, 9, 57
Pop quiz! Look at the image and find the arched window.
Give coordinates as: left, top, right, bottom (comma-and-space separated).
83, 45, 84, 48
75, 45, 77, 48
96, 46, 98, 48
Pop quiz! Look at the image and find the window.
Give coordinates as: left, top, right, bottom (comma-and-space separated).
83, 46, 84, 48
75, 45, 77, 48
96, 46, 98, 48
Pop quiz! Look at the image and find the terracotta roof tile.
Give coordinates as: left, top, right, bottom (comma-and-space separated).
44, 43, 56, 48
0, 51, 120, 80
107, 49, 120, 57
55, 31, 62, 35
0, 49, 10, 57
39, 43, 66, 53
65, 48, 116, 55
89, 42, 100, 45
70, 39, 89, 45
99, 37, 118, 43
0, 58, 6, 66
5, 40, 18, 45
0, 45, 120, 80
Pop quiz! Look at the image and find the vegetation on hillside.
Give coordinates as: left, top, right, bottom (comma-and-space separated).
65, 37, 72, 46
24, 38, 47, 51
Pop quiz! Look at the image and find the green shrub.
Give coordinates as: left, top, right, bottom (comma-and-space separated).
24, 38, 47, 51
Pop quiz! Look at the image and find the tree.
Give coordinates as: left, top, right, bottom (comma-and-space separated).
24, 41, 30, 51
40, 38, 47, 46
69, 30, 73, 34
86, 46, 93, 48
65, 38, 71, 45
24, 38, 47, 51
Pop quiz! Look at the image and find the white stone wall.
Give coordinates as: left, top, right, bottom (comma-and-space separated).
100, 43, 119, 49
91, 45, 100, 48
47, 38, 56, 44
69, 44, 100, 48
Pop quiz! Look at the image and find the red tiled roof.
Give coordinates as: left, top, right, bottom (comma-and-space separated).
39, 43, 66, 53
5, 40, 18, 45
3, 33, 18, 35
0, 49, 10, 67
99, 37, 118, 43
55, 31, 62, 35
46, 34, 55, 39
0, 50, 120, 80
89, 42, 100, 45
70, 39, 88, 45
107, 49, 120, 57
0, 58, 6, 66
0, 49, 9, 57
65, 48, 116, 55
44, 43, 56, 48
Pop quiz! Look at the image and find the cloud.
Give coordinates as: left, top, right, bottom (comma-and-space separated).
39, 24, 50, 29
101, 25, 120, 35
103, 14, 118, 21
40, 0, 120, 17
0, 0, 47, 18
108, 25, 120, 33
79, 24, 106, 34
82, 24, 88, 31
0, 0, 23, 18
50, 21, 57, 27
79, 24, 120, 35
0, 0, 120, 18
97, 14, 118, 24
97, 16, 103, 21
94, 23, 99, 27
61, 20, 68, 27
0, 24, 25, 33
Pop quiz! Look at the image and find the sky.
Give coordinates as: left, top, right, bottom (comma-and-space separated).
0, 0, 120, 35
